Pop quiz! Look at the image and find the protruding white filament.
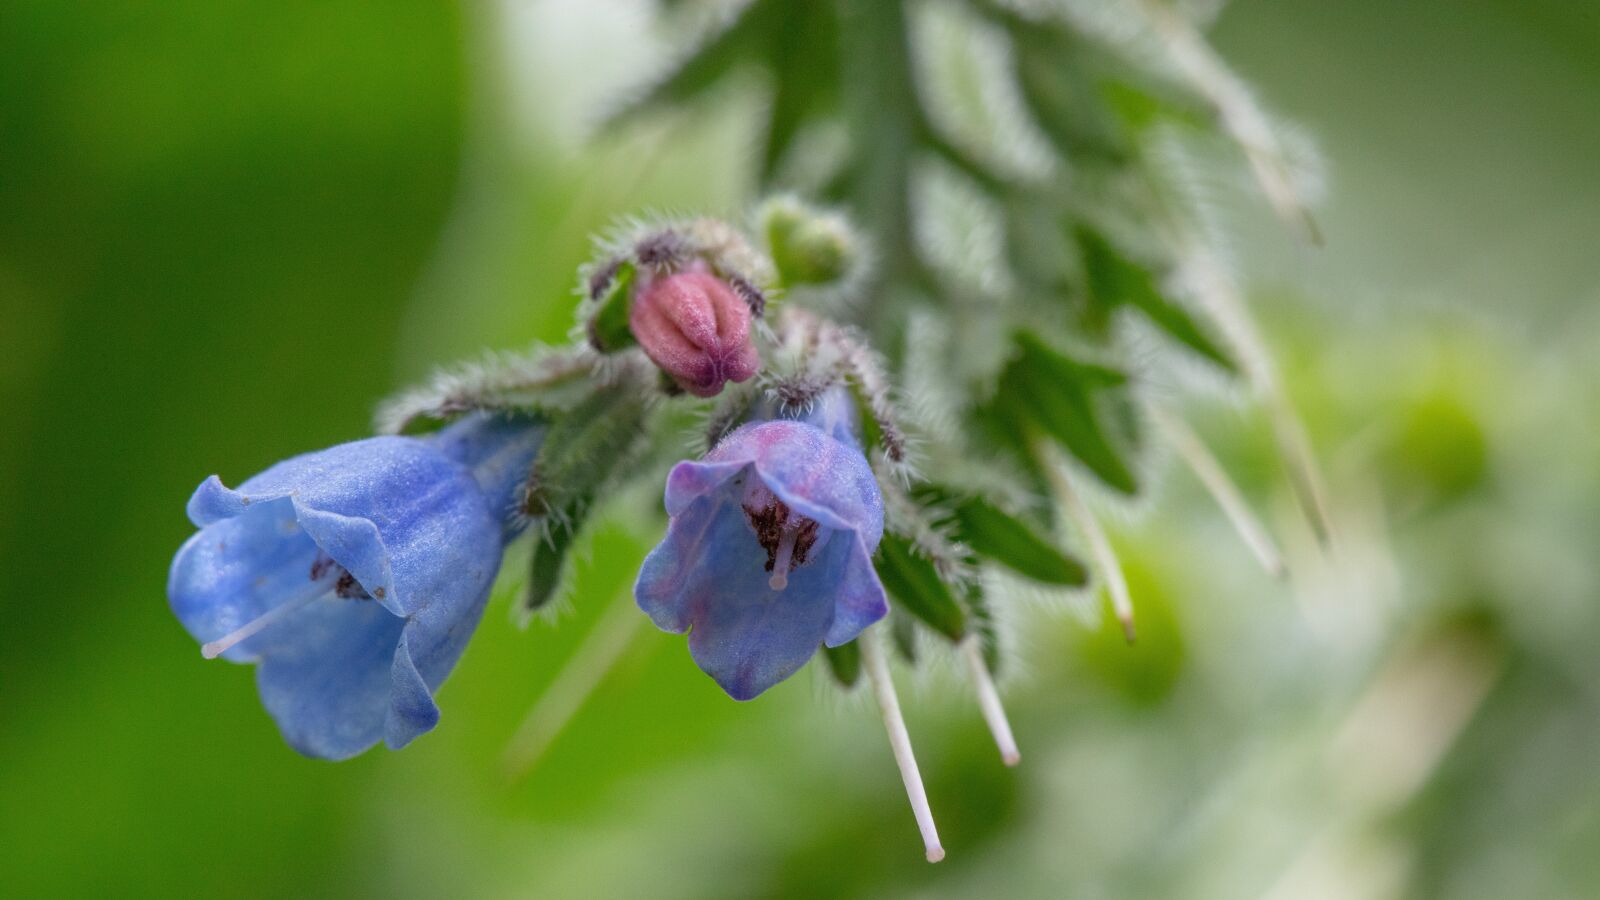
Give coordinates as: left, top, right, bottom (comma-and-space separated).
1150, 402, 1287, 579
861, 626, 944, 863
1042, 446, 1136, 643
962, 639, 1019, 767
768, 527, 799, 591
202, 580, 331, 659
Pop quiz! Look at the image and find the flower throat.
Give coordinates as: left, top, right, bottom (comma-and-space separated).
741, 481, 820, 591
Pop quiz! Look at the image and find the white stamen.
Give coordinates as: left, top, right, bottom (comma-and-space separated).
861, 626, 944, 863
202, 579, 331, 659
768, 526, 798, 591
1150, 402, 1287, 578
962, 639, 1020, 767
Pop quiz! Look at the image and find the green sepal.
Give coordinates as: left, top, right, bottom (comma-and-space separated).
586, 261, 638, 353
875, 533, 967, 642
821, 640, 862, 688
1075, 227, 1235, 372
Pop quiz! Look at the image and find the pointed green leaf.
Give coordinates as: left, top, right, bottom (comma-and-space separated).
1010, 28, 1132, 165
875, 533, 966, 641
951, 495, 1087, 586
517, 519, 581, 620
821, 640, 862, 687
995, 332, 1141, 494
1076, 227, 1235, 371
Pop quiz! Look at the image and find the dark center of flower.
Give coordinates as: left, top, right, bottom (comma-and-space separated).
310, 551, 377, 601
741, 482, 820, 591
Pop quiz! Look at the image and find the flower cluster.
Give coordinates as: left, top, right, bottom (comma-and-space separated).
169, 0, 1327, 864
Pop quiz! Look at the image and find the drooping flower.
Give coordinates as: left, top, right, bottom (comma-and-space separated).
167, 413, 542, 759
635, 387, 887, 699
629, 269, 760, 397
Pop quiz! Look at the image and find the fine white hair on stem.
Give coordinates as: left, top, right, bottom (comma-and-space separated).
860, 626, 945, 863
1148, 399, 1288, 578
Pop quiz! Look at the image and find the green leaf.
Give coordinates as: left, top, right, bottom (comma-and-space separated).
821, 640, 861, 687
889, 609, 920, 664
875, 533, 967, 641
586, 261, 637, 353
950, 495, 1087, 586
1010, 28, 1132, 166
1076, 227, 1235, 371
965, 581, 1002, 674
761, 3, 841, 181
517, 519, 581, 621
991, 331, 1141, 494
602, 0, 781, 130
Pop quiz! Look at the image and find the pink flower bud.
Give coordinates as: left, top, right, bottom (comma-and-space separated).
630, 271, 761, 398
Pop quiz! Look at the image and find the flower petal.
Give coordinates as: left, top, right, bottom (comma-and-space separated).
253, 598, 405, 759
638, 483, 873, 700
168, 497, 325, 663
822, 539, 888, 647
169, 431, 507, 757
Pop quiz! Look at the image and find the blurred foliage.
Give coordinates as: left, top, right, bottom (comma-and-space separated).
2, 0, 1598, 898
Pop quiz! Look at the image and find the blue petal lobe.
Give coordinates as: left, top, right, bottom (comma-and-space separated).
169, 431, 510, 758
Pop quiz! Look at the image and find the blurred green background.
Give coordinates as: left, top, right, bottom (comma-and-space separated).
3, 0, 1597, 897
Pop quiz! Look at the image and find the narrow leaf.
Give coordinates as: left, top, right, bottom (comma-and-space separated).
822, 640, 862, 687
952, 495, 1087, 586
997, 332, 1141, 494
1076, 227, 1235, 371
875, 534, 967, 641
518, 518, 581, 620
964, 581, 1001, 675
890, 608, 920, 664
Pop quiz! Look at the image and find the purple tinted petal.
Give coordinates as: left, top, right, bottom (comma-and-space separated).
637, 388, 889, 700
662, 459, 749, 518
708, 420, 884, 548
823, 539, 888, 647
639, 490, 848, 699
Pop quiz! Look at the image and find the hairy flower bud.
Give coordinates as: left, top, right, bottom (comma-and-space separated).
629, 271, 760, 397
